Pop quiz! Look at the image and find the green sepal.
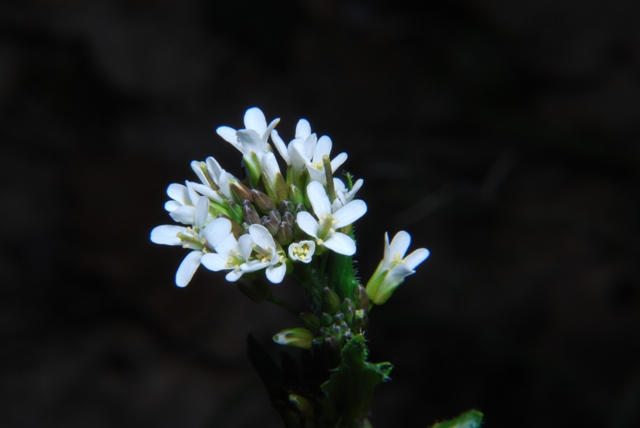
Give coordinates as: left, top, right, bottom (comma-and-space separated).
244, 152, 262, 188
430, 410, 484, 428
320, 334, 392, 427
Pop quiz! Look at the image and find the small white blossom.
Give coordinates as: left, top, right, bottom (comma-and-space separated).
201, 233, 267, 282
331, 177, 364, 212
296, 181, 366, 256
366, 231, 430, 305
248, 224, 287, 284
288, 240, 316, 264
151, 198, 232, 287
304, 135, 348, 185
216, 107, 280, 186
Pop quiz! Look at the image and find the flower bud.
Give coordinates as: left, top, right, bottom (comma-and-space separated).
312, 337, 325, 347
278, 200, 294, 215
333, 312, 345, 323
344, 306, 354, 325
261, 215, 279, 236
282, 211, 295, 228
323, 287, 341, 314
251, 189, 275, 214
225, 200, 243, 224
354, 285, 370, 310
242, 201, 261, 225
289, 394, 314, 416
341, 298, 353, 313
320, 313, 333, 327
276, 222, 294, 245
269, 210, 281, 224
353, 309, 369, 331
230, 182, 253, 203
289, 184, 304, 205
294, 202, 306, 216
273, 328, 314, 349
324, 335, 340, 352
299, 312, 321, 332
331, 325, 342, 342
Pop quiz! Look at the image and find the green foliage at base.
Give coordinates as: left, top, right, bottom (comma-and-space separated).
430, 410, 484, 428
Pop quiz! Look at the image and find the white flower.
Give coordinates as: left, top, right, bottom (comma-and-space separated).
288, 240, 316, 264
365, 231, 430, 305
331, 177, 364, 212
151, 198, 233, 287
247, 224, 287, 284
271, 119, 347, 185
201, 233, 267, 282
216, 107, 280, 186
189, 157, 234, 202
296, 181, 367, 256
304, 135, 348, 185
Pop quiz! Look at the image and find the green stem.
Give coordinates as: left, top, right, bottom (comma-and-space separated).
267, 295, 299, 315
319, 253, 329, 279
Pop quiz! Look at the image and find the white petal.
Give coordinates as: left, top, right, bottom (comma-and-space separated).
237, 129, 266, 155
186, 182, 200, 206
302, 134, 317, 160
242, 260, 270, 273
175, 251, 203, 287
238, 234, 255, 260
167, 183, 189, 205
323, 232, 356, 256
189, 182, 223, 204
164, 200, 181, 212
150, 225, 186, 245
296, 212, 319, 238
216, 126, 239, 145
261, 152, 281, 183
289, 142, 309, 173
206, 156, 223, 183
248, 224, 276, 252
169, 206, 195, 225
203, 217, 233, 249
306, 181, 331, 217
404, 248, 430, 270
244, 107, 267, 134
214, 233, 239, 259
313, 135, 332, 163
346, 179, 364, 200
296, 119, 311, 140
226, 270, 243, 282
218, 170, 232, 199
200, 253, 229, 272
194, 196, 209, 229
262, 118, 280, 141
266, 263, 286, 284
270, 130, 290, 164
190, 161, 209, 185
333, 178, 347, 193
330, 152, 348, 172
333, 200, 367, 228
382, 232, 392, 266
388, 231, 411, 260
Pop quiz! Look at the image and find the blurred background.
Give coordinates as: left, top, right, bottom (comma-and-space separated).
1, 0, 639, 427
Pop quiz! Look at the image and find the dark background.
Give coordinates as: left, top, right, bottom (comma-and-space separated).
2, 1, 639, 427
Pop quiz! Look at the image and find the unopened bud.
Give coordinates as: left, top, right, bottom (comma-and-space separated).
278, 200, 294, 215
323, 287, 341, 314
242, 201, 261, 225
237, 279, 272, 302
353, 309, 369, 331
289, 184, 304, 205
320, 313, 333, 327
333, 313, 344, 323
230, 182, 253, 203
226, 200, 243, 224
294, 202, 306, 216
331, 325, 342, 341
324, 335, 340, 352
354, 285, 370, 310
269, 210, 281, 223
344, 306, 354, 325
343, 329, 353, 341
341, 298, 353, 313
251, 189, 275, 214
282, 211, 295, 227
276, 222, 294, 245
273, 328, 314, 349
261, 215, 279, 236
289, 394, 314, 416
299, 312, 320, 331
312, 337, 325, 347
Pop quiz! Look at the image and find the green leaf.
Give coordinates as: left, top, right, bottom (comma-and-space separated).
320, 335, 392, 427
430, 410, 484, 428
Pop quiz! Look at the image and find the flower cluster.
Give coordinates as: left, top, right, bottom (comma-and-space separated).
151, 106, 428, 313
151, 107, 367, 287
